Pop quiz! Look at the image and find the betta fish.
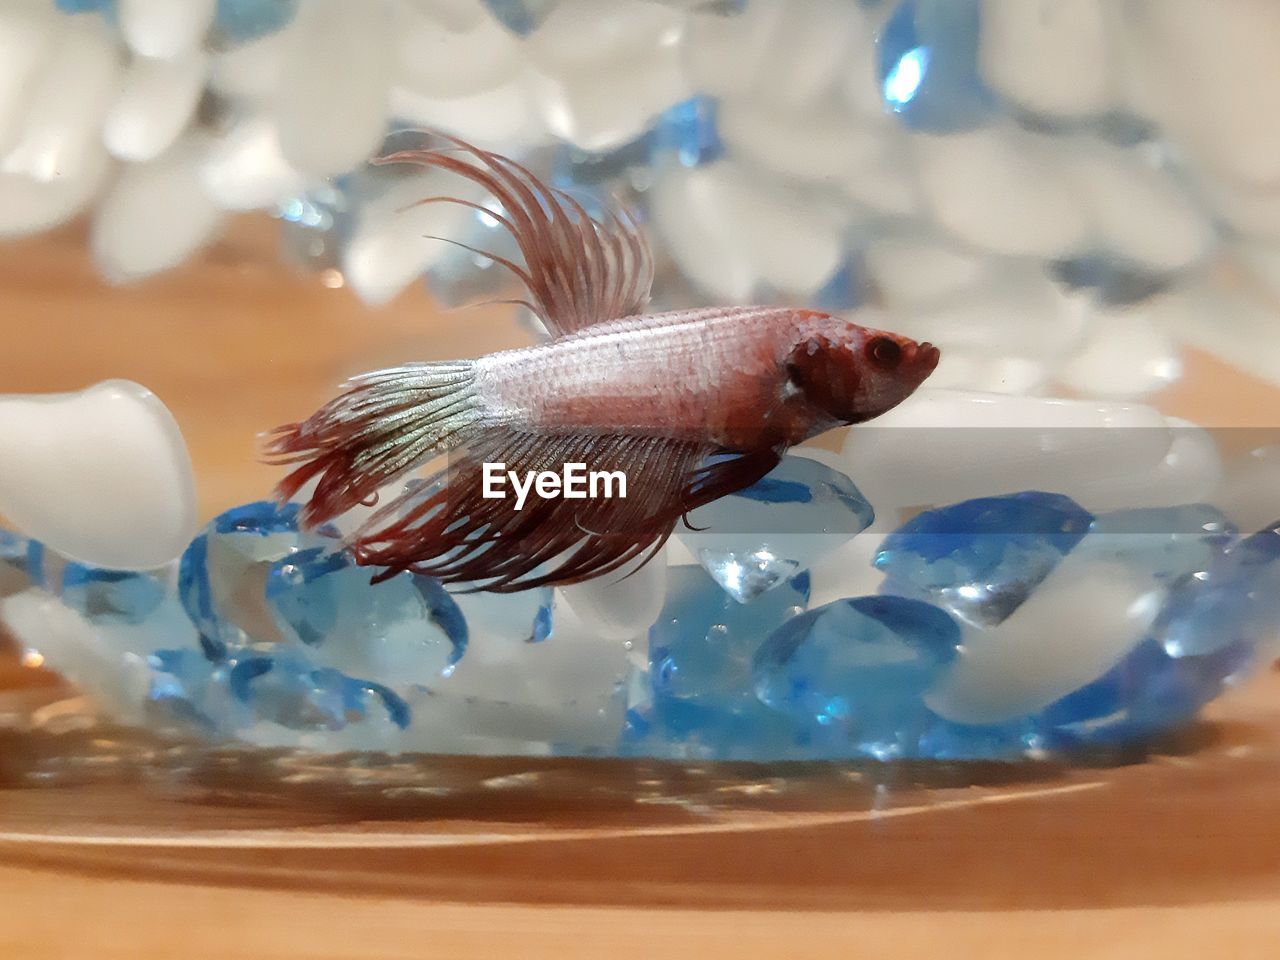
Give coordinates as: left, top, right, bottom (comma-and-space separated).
267, 133, 939, 591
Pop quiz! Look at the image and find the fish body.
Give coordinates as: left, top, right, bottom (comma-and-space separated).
477, 305, 936, 448
268, 134, 939, 590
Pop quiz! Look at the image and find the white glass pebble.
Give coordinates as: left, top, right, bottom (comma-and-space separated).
104, 52, 209, 163
91, 137, 226, 282
0, 380, 197, 571
395, 4, 522, 100
979, 0, 1116, 118
915, 125, 1090, 258
1131, 0, 1280, 187
0, 0, 59, 157
1059, 301, 1183, 399
841, 389, 1173, 511
2, 17, 121, 184
559, 547, 668, 642
1067, 141, 1215, 273
651, 161, 844, 300
119, 0, 217, 60
198, 115, 305, 211
924, 557, 1161, 725
275, 0, 393, 178
342, 171, 487, 307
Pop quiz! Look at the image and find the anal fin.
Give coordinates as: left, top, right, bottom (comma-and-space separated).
353, 430, 781, 591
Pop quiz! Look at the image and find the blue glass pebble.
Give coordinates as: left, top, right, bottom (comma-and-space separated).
650, 565, 809, 702
811, 251, 869, 313
178, 501, 311, 660
215, 0, 297, 45
531, 603, 552, 643
55, 0, 114, 14
752, 596, 960, 754
1154, 522, 1280, 658
1038, 637, 1256, 747
146, 649, 229, 732
650, 95, 724, 169
626, 691, 807, 762
266, 544, 467, 684
229, 651, 411, 731
482, 0, 559, 37
875, 492, 1093, 627
876, 0, 997, 134
623, 565, 811, 760
681, 454, 875, 603
916, 716, 1046, 762
1048, 253, 1171, 307
60, 563, 167, 625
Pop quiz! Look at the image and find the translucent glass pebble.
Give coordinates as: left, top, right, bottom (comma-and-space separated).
92, 137, 226, 282
752, 596, 960, 754
877, 0, 996, 133
811, 252, 869, 313
875, 492, 1093, 627
229, 651, 410, 731
147, 645, 411, 735
625, 565, 810, 760
179, 500, 471, 695
146, 648, 231, 732
422, 190, 525, 308
679, 454, 875, 603
453, 584, 552, 646
178, 500, 311, 658
650, 565, 809, 702
1079, 505, 1236, 582
277, 181, 351, 277
274, 0, 392, 178
559, 548, 667, 641
916, 715, 1045, 762
0, 529, 40, 598
59, 563, 167, 625
266, 543, 467, 686
1155, 522, 1280, 659
104, 50, 208, 164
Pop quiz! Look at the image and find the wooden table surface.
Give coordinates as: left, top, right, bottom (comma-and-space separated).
3, 220, 1280, 958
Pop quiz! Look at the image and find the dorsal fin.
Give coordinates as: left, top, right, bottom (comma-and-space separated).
377, 132, 655, 336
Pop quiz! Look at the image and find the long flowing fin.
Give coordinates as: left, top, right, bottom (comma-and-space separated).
264, 362, 483, 527
352, 430, 781, 591
377, 131, 655, 336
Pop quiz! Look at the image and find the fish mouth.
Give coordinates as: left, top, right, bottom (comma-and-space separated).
915, 341, 941, 374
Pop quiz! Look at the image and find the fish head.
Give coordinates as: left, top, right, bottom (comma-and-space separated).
785, 318, 940, 424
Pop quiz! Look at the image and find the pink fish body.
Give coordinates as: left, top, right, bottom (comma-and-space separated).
478, 306, 937, 448
269, 135, 939, 590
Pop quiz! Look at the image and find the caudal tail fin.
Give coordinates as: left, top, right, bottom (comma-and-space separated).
264, 361, 482, 527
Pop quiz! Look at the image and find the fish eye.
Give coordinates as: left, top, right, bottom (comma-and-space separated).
866, 337, 902, 370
